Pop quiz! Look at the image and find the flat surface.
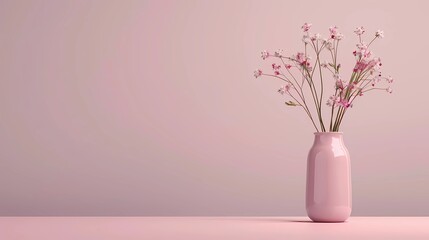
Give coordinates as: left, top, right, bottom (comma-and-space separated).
0, 217, 428, 240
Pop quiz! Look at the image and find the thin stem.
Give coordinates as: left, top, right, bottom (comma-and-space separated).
367, 36, 377, 47
329, 89, 338, 131
333, 106, 343, 131
261, 73, 319, 132
362, 87, 387, 93
316, 47, 326, 131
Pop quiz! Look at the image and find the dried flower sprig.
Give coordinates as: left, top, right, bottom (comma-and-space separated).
254, 23, 393, 132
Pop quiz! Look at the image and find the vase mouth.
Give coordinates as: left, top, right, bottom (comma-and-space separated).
314, 132, 343, 135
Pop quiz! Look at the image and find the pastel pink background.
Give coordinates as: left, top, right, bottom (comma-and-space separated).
0, 0, 427, 216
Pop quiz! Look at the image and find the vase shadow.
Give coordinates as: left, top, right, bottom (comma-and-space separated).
265, 218, 348, 224
263, 218, 314, 223
240, 218, 346, 224
236, 218, 313, 223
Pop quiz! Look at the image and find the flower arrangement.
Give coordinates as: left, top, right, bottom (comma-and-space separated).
254, 23, 393, 132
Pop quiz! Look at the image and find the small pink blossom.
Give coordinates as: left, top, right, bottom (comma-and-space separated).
356, 42, 367, 50
274, 50, 283, 57
354, 43, 372, 59
302, 22, 312, 32
353, 60, 369, 72
278, 83, 292, 95
373, 57, 382, 70
272, 63, 281, 70
294, 52, 311, 69
284, 64, 292, 69
254, 69, 262, 78
302, 35, 311, 44
375, 30, 384, 38
335, 33, 344, 40
338, 99, 352, 108
386, 87, 393, 94
310, 33, 321, 41
386, 75, 394, 83
334, 74, 345, 89
294, 52, 306, 63
354, 26, 365, 36
274, 70, 280, 75
364, 50, 372, 58
261, 50, 270, 60
336, 80, 344, 89
372, 75, 382, 86
326, 95, 339, 107
329, 26, 344, 40
366, 58, 378, 69
347, 82, 357, 91
329, 26, 338, 35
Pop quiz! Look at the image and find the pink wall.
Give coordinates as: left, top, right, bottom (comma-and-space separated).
0, 0, 428, 216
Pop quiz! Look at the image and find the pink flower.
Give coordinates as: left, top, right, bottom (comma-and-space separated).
294, 52, 311, 69
375, 30, 384, 38
272, 63, 281, 70
338, 99, 352, 108
274, 70, 280, 75
274, 50, 283, 57
261, 50, 270, 60
336, 33, 344, 40
254, 69, 262, 78
354, 26, 365, 35
347, 82, 357, 91
354, 43, 372, 59
366, 58, 378, 68
310, 33, 321, 41
284, 64, 292, 69
372, 75, 382, 86
326, 95, 339, 107
386, 87, 393, 94
365, 51, 372, 58
387, 75, 394, 83
278, 83, 292, 94
294, 52, 305, 63
373, 57, 382, 70
353, 60, 369, 72
336, 80, 344, 89
302, 35, 311, 44
329, 26, 344, 40
356, 42, 367, 50
329, 26, 338, 35
334, 74, 345, 89
302, 22, 312, 32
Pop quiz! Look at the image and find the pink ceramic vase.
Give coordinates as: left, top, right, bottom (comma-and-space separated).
306, 132, 352, 222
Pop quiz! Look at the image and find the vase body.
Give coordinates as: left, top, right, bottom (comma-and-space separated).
306, 132, 351, 222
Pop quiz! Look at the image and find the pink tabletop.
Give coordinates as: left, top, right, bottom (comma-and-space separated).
1, 217, 428, 240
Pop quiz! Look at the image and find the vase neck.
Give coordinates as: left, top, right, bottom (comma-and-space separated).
313, 132, 344, 145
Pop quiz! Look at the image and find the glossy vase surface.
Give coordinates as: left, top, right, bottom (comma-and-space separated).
306, 132, 352, 222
